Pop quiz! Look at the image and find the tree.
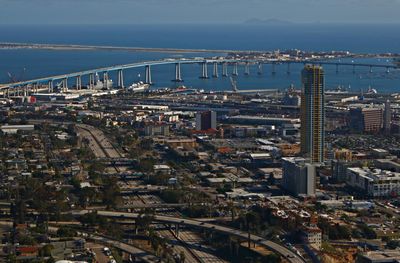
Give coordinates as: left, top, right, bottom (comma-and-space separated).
358, 223, 377, 239
79, 187, 97, 208
179, 251, 186, 263
140, 138, 153, 150
88, 162, 106, 176
387, 240, 400, 249
226, 201, 237, 221
56, 226, 76, 238
102, 177, 120, 208
135, 210, 155, 234
267, 172, 276, 185
79, 211, 106, 227
39, 244, 54, 257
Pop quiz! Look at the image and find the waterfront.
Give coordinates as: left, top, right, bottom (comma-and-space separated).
1, 24, 400, 92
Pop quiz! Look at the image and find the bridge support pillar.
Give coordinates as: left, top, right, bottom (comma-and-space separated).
287, 63, 291, 74
244, 62, 250, 76
257, 62, 263, 75
145, 65, 152, 85
48, 80, 53, 93
76, 76, 82, 90
89, 73, 94, 89
173, 63, 183, 82
117, 69, 125, 88
336, 64, 339, 74
33, 83, 38, 94
63, 78, 68, 92
103, 72, 109, 89
200, 62, 209, 79
386, 67, 390, 74
369, 66, 373, 73
222, 63, 228, 77
212, 62, 219, 78
232, 63, 238, 76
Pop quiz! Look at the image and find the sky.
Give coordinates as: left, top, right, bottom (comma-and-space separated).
0, 0, 399, 25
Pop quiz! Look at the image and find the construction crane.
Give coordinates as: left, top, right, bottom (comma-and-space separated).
230, 76, 238, 93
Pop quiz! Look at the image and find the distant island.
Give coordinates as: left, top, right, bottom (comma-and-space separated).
243, 18, 293, 25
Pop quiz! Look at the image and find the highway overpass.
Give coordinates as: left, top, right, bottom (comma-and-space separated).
71, 210, 306, 263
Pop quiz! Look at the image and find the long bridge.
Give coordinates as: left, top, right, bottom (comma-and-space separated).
0, 58, 398, 95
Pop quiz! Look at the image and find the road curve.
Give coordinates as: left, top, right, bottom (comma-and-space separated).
71, 210, 306, 263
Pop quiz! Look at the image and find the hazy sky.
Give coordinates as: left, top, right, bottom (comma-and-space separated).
0, 0, 399, 24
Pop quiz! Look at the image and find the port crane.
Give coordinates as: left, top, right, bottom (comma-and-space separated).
6, 68, 26, 83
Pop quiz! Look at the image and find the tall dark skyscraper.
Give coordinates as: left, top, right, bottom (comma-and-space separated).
300, 65, 325, 163
195, 111, 217, 131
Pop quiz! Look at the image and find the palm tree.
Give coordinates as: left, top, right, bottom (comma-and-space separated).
226, 200, 237, 221
245, 211, 260, 248
135, 209, 155, 234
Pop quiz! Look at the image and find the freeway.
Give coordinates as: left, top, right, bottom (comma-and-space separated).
76, 125, 107, 158
77, 124, 122, 159
89, 234, 161, 263
71, 210, 306, 263
76, 123, 124, 173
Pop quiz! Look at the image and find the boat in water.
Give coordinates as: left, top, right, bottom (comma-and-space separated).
127, 81, 150, 93
366, 86, 378, 94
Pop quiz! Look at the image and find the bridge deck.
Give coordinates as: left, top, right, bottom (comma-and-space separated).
1, 58, 397, 89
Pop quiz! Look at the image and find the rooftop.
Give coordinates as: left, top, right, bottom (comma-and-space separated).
348, 167, 400, 181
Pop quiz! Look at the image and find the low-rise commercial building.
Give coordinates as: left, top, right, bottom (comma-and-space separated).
346, 167, 400, 197
356, 250, 400, 263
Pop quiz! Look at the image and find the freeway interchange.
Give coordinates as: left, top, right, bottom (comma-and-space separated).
71, 210, 306, 263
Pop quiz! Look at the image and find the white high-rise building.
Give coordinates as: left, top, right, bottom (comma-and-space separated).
282, 157, 316, 196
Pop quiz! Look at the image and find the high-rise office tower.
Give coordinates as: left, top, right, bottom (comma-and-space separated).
300, 65, 325, 163
195, 111, 217, 131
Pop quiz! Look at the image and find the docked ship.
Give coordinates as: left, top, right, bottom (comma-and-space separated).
91, 73, 113, 90
127, 81, 150, 93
